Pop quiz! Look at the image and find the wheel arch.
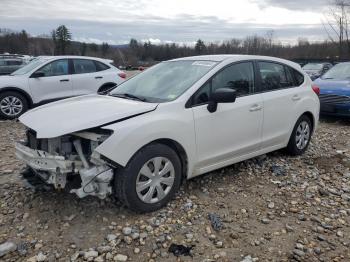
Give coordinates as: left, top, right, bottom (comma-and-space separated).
0, 87, 33, 108
148, 138, 189, 183
300, 111, 315, 133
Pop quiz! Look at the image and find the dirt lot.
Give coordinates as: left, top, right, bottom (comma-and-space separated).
0, 118, 350, 262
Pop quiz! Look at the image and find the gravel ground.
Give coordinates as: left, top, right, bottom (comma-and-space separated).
0, 118, 350, 262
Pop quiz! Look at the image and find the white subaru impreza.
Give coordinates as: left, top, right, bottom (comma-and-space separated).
15, 55, 320, 212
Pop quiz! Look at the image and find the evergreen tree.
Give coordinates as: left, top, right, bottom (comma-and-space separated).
52, 25, 71, 55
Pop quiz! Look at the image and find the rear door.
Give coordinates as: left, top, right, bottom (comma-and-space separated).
71, 59, 107, 95
257, 61, 303, 148
28, 59, 73, 103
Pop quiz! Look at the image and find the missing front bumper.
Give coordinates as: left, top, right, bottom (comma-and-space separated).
15, 142, 82, 174
15, 142, 114, 199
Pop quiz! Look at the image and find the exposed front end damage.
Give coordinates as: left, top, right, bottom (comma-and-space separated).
15, 129, 115, 199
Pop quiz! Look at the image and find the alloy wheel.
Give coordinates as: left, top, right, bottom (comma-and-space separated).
0, 96, 23, 117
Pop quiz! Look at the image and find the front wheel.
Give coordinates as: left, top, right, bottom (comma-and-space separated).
286, 115, 313, 156
114, 143, 182, 213
0, 91, 28, 120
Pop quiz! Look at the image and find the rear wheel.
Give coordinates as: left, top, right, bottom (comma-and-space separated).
0, 91, 28, 119
286, 115, 313, 156
114, 143, 182, 213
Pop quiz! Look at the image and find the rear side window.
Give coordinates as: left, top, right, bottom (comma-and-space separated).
73, 59, 97, 74
0, 60, 5, 66
95, 61, 110, 71
258, 62, 294, 91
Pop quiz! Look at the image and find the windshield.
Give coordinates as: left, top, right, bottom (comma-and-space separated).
110, 60, 218, 102
303, 63, 323, 70
11, 57, 51, 75
322, 63, 350, 80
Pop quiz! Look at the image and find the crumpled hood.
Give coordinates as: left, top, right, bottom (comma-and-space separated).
20, 95, 158, 138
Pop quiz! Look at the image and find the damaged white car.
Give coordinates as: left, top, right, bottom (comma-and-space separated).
15, 55, 320, 212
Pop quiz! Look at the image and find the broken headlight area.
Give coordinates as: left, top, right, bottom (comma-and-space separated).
15, 128, 115, 199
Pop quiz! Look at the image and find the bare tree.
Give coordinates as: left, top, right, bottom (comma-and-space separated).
323, 0, 350, 58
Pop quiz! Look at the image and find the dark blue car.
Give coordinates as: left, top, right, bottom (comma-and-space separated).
314, 62, 350, 117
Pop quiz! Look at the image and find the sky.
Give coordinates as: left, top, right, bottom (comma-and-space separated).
0, 0, 332, 45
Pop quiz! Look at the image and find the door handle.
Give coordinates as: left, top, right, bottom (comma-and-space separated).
249, 104, 262, 112
60, 79, 69, 82
292, 95, 301, 101
95, 76, 103, 79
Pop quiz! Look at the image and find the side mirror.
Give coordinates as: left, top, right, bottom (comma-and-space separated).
31, 72, 45, 78
207, 88, 237, 113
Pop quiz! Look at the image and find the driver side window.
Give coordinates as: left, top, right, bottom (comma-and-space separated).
38, 59, 69, 77
192, 62, 254, 106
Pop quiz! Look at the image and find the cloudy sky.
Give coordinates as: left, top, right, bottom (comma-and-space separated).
0, 0, 331, 45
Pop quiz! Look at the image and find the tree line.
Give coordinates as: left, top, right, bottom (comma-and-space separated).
0, 18, 349, 67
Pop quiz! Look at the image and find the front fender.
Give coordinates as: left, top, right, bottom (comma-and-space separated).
95, 108, 197, 178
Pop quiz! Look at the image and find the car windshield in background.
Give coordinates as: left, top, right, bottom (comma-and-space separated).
10, 57, 51, 75
303, 63, 323, 70
321, 63, 350, 80
110, 60, 218, 103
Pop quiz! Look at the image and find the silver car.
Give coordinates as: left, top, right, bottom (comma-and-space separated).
0, 58, 26, 75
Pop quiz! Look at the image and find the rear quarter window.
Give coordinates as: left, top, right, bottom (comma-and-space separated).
95, 61, 110, 71
292, 68, 305, 86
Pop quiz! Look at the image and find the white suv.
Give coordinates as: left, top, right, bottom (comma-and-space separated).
15, 55, 320, 212
0, 56, 126, 119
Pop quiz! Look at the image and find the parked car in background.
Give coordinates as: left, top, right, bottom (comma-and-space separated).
314, 62, 350, 117
0, 56, 126, 119
0, 57, 26, 75
302, 63, 333, 80
15, 55, 319, 212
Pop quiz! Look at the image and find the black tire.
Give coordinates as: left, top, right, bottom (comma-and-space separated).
286, 114, 313, 156
0, 91, 28, 120
114, 143, 182, 213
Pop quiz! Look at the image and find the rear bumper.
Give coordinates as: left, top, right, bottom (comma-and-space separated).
15, 142, 80, 174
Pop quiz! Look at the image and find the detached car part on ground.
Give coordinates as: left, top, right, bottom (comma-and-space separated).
15, 55, 320, 213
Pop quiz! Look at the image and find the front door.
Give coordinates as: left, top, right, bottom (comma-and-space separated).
28, 59, 73, 104
191, 62, 263, 173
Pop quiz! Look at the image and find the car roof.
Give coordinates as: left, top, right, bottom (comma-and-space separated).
170, 55, 301, 69
38, 56, 113, 63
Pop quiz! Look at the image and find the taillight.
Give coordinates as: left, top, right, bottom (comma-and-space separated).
118, 72, 126, 79
312, 84, 320, 96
